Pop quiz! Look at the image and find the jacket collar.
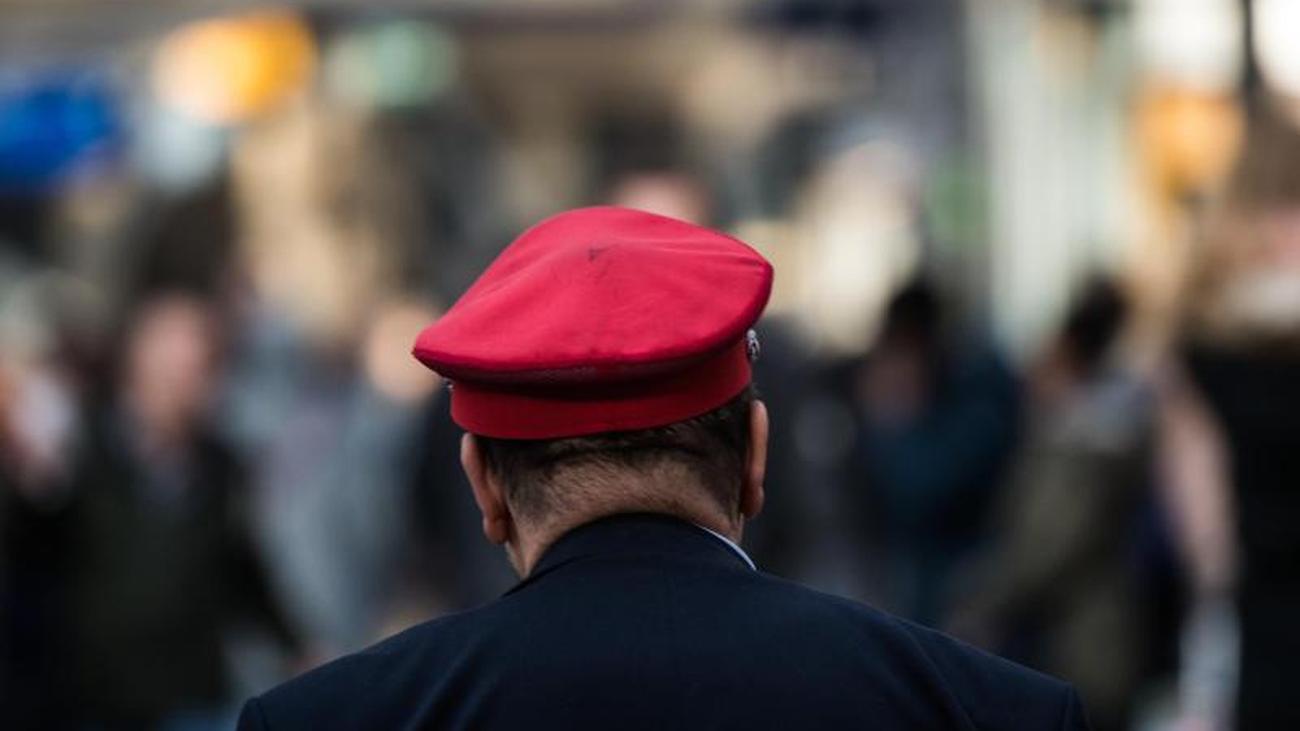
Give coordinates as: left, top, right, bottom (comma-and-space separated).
505, 513, 754, 596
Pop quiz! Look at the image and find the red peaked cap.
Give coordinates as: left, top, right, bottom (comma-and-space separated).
412, 206, 773, 439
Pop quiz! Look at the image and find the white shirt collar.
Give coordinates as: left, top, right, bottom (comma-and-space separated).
693, 523, 757, 571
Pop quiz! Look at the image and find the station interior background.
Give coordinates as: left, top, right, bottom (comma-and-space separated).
3, 1, 1299, 729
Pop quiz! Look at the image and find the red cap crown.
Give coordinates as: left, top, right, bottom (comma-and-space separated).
412, 206, 773, 439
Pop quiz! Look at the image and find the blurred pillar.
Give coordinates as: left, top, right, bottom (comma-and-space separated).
964, 0, 1134, 357
1240, 0, 1261, 116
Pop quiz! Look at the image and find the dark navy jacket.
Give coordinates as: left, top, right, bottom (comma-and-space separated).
238, 514, 1088, 730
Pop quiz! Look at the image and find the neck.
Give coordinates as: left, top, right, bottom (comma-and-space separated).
512, 503, 741, 577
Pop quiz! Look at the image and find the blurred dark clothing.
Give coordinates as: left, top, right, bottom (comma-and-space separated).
841, 342, 1020, 625
955, 369, 1151, 731
222, 311, 440, 649
6, 405, 294, 727
1, 464, 66, 728
409, 390, 516, 610
240, 513, 1088, 731
743, 318, 818, 578
1184, 344, 1300, 730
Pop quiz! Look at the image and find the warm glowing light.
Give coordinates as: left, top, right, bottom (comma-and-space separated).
152, 10, 316, 124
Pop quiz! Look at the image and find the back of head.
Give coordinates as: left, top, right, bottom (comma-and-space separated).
478, 387, 754, 533
1061, 276, 1127, 374
410, 206, 773, 571
881, 277, 942, 349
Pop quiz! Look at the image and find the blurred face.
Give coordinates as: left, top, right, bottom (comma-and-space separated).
123, 296, 217, 440
1260, 207, 1300, 268
608, 172, 710, 225
1217, 207, 1300, 330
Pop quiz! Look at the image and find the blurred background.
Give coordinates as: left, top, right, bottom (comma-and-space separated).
2, 0, 1298, 728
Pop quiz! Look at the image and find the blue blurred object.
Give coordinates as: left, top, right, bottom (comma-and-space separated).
0, 71, 120, 194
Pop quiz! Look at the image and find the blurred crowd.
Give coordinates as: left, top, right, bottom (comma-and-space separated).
2, 2, 1300, 730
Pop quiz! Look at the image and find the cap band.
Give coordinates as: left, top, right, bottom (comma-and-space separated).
450, 338, 752, 439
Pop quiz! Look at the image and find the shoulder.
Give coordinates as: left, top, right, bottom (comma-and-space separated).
242, 609, 489, 730
242, 572, 1087, 731
898, 616, 1084, 729
755, 575, 1087, 729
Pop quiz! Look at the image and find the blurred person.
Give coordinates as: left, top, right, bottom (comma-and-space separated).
839, 277, 1020, 625
0, 265, 89, 728
221, 296, 448, 655
0, 280, 80, 497
1160, 110, 1300, 731
606, 169, 713, 225
238, 207, 1087, 730
339, 297, 448, 635
407, 385, 517, 612
5, 291, 297, 729
951, 277, 1151, 731
219, 104, 448, 654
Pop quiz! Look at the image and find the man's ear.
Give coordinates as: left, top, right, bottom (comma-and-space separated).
460, 433, 512, 545
740, 399, 768, 520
